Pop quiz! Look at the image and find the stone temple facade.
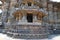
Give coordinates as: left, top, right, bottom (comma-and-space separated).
0, 0, 60, 39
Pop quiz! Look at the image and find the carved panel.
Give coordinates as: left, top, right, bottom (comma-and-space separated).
13, 11, 23, 20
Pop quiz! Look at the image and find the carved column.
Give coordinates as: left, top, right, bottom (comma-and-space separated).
33, 15, 37, 22
22, 15, 27, 22
18, 12, 22, 22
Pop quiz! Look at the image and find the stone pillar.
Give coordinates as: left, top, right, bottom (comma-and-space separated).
35, 15, 37, 20
18, 13, 21, 22
22, 15, 27, 22
7, 17, 11, 24
32, 2, 33, 6
16, 17, 18, 21
33, 15, 37, 22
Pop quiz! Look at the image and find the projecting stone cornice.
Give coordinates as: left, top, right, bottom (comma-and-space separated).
15, 8, 48, 14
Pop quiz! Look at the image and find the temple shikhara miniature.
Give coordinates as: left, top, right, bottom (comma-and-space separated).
0, 0, 60, 39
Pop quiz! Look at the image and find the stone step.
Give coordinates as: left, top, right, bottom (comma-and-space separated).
7, 32, 48, 39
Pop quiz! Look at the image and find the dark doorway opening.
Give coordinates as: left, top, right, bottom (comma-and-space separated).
27, 14, 33, 22
28, 2, 31, 6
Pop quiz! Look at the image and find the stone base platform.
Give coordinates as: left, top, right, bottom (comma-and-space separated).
4, 24, 49, 39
